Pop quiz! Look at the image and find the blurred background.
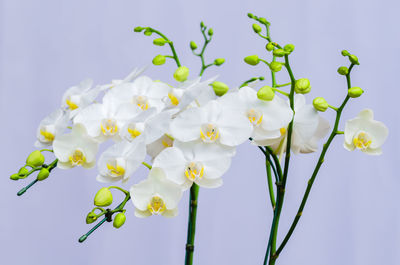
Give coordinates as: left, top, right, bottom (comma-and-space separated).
1, 0, 399, 264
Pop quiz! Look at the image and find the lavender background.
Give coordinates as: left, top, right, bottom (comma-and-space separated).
1, 0, 399, 264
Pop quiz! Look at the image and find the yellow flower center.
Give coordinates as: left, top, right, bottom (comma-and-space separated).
161, 134, 174, 148
147, 196, 166, 215
66, 99, 78, 110
127, 128, 141, 139
134, 96, 149, 110
247, 109, 263, 126
106, 158, 126, 177
40, 129, 55, 142
280, 127, 287, 135
69, 149, 86, 166
168, 92, 179, 106
200, 124, 219, 143
184, 162, 204, 181
353, 131, 372, 150
101, 119, 118, 136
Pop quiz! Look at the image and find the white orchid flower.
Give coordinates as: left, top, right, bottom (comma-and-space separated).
35, 108, 69, 148
53, 124, 98, 169
130, 167, 183, 218
146, 134, 174, 160
61, 79, 101, 118
97, 136, 146, 183
100, 67, 147, 91
344, 109, 388, 155
170, 99, 253, 146
153, 140, 236, 190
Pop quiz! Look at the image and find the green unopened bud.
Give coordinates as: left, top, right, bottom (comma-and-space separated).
200, 21, 205, 28
208, 28, 213, 36
257, 86, 275, 101
349, 54, 359, 65
348, 87, 364, 98
258, 17, 268, 25
37, 168, 50, 181
214, 58, 225, 66
143, 28, 152, 36
152, 55, 166, 66
247, 13, 254, 18
266, 42, 274, 51
18, 167, 29, 176
10, 173, 19, 181
341, 50, 350, 56
294, 78, 311, 94
284, 44, 295, 53
252, 23, 262, 33
313, 97, 328, 112
134, 26, 144, 33
113, 213, 126, 229
211, 81, 229, 96
269, 61, 283, 72
273, 49, 286, 57
153, 38, 167, 46
173, 66, 189, 82
94, 187, 113, 207
244, 55, 259, 66
190, 41, 198, 50
86, 212, 98, 224
26, 150, 45, 167
337, 66, 349, 75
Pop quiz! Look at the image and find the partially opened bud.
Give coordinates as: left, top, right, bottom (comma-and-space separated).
153, 38, 167, 46
252, 23, 262, 33
37, 168, 50, 181
94, 187, 113, 207
152, 55, 166, 66
86, 212, 98, 224
269, 61, 283, 72
113, 213, 126, 229
26, 150, 45, 167
244, 55, 259, 66
173, 66, 189, 82
348, 87, 364, 98
214, 58, 225, 66
337, 66, 349, 75
273, 49, 286, 57
211, 81, 229, 96
190, 41, 198, 50
313, 97, 328, 112
257, 86, 275, 101
294, 78, 311, 94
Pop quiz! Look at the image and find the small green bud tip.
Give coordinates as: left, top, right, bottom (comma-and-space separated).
257, 86, 275, 101
252, 23, 262, 33
94, 187, 113, 207
144, 29, 152, 36
10, 173, 19, 181
113, 213, 126, 229
214, 58, 225, 66
258, 17, 268, 25
247, 13, 254, 18
266, 42, 274, 51
284, 44, 295, 53
133, 26, 143, 32
313, 97, 329, 112
18, 167, 29, 176
244, 55, 259, 66
152, 55, 166, 66
294, 78, 311, 94
349, 54, 359, 65
211, 81, 229, 96
348, 87, 364, 98
173, 66, 189, 82
269, 61, 283, 72
153, 38, 167, 46
37, 168, 50, 181
341, 50, 350, 56
26, 150, 45, 167
273, 49, 286, 57
79, 235, 88, 243
190, 41, 198, 50
337, 66, 349, 75
200, 21, 205, 28
208, 28, 213, 36
259, 76, 265, 81
86, 212, 98, 224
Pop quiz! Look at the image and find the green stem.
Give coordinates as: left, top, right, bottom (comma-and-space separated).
266, 160, 276, 210
148, 27, 181, 67
276, 82, 291, 88
185, 183, 200, 265
17, 179, 39, 196
271, 56, 277, 87
196, 26, 212, 76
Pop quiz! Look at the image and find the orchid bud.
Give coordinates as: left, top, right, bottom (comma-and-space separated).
284, 44, 295, 53
37, 168, 50, 181
349, 54, 359, 65
133, 26, 144, 32
214, 58, 225, 66
247, 13, 254, 19
348, 87, 364, 98
211, 81, 229, 96
113, 213, 126, 229
10, 174, 19, 181
269, 61, 282, 72
266, 42, 274, 51
94, 187, 113, 207
86, 212, 98, 224
258, 17, 268, 25
26, 150, 45, 167
200, 21, 205, 28
208, 28, 213, 36
273, 49, 286, 57
153, 38, 167, 46
190, 41, 198, 50
143, 28, 152, 36
294, 78, 311, 94
341, 50, 350, 56
257, 86, 275, 101
313, 97, 328, 112
18, 167, 29, 177
244, 55, 259, 66
252, 23, 262, 33
337, 66, 349, 75
152, 55, 166, 66
173, 66, 189, 82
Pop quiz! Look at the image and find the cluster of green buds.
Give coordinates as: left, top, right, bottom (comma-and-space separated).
10, 149, 58, 195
